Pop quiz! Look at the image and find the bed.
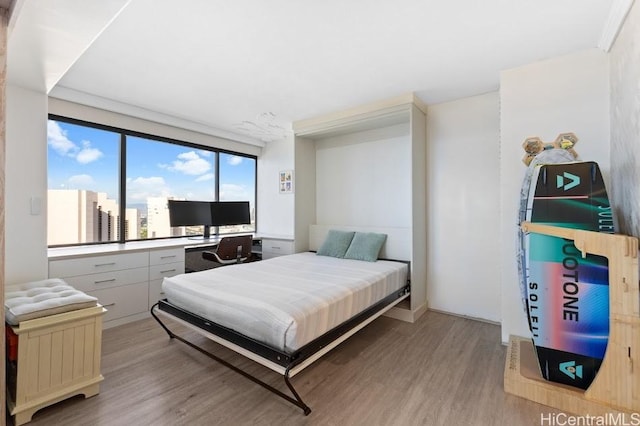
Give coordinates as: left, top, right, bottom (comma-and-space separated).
151, 227, 411, 415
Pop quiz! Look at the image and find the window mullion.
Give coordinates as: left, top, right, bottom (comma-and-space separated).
214, 151, 220, 236
119, 134, 127, 243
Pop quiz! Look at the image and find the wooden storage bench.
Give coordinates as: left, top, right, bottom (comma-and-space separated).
6, 305, 106, 425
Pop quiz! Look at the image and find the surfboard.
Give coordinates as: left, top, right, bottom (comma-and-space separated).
517, 148, 577, 312
520, 160, 614, 389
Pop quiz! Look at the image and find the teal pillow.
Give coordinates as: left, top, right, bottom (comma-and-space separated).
344, 232, 387, 262
316, 230, 355, 258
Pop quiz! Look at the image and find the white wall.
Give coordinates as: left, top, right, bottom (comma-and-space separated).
426, 92, 501, 322
293, 136, 316, 252
314, 124, 411, 227
609, 0, 640, 238
256, 132, 295, 237
6, 85, 48, 284
499, 48, 610, 343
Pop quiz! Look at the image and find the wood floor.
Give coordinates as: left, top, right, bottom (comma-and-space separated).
13, 311, 560, 426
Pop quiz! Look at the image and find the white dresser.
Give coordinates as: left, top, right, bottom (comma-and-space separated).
260, 238, 295, 259
48, 245, 185, 328
148, 248, 185, 306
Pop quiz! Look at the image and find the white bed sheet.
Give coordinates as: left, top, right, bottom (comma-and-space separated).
162, 252, 408, 353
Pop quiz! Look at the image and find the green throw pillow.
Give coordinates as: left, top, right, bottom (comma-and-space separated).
344, 232, 387, 262
316, 230, 355, 258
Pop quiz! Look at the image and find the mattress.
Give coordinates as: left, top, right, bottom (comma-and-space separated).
162, 252, 408, 353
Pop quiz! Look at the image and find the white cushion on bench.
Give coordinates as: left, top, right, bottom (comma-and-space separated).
5, 278, 98, 325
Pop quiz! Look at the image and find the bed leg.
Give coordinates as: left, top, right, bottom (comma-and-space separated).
151, 303, 311, 415
150, 303, 176, 339
284, 368, 312, 416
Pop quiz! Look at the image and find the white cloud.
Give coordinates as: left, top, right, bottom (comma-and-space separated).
67, 174, 95, 188
168, 151, 211, 175
131, 176, 166, 186
48, 122, 104, 165
47, 121, 77, 155
198, 150, 212, 158
76, 140, 104, 164
227, 155, 243, 166
220, 183, 250, 200
195, 173, 215, 182
178, 151, 200, 161
127, 176, 171, 202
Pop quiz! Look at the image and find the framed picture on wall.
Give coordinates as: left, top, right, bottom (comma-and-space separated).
279, 170, 294, 194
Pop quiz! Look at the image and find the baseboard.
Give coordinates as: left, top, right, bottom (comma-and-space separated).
384, 300, 428, 323
426, 307, 500, 326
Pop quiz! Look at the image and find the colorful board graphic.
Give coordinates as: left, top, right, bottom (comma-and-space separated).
517, 148, 576, 309
520, 159, 614, 389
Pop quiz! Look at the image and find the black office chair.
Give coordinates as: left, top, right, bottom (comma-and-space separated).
202, 235, 253, 265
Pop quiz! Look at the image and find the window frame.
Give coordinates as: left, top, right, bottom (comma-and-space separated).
48, 114, 258, 248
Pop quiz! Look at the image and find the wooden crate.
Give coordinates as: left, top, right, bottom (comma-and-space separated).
7, 305, 105, 425
505, 223, 639, 414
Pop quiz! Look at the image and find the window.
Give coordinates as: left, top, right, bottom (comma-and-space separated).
126, 135, 218, 239
47, 116, 257, 247
47, 120, 120, 245
218, 152, 256, 234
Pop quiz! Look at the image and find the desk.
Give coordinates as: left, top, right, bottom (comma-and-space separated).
184, 234, 294, 265
184, 237, 263, 272
47, 233, 292, 260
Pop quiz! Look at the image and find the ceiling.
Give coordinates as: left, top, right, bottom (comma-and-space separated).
7, 0, 625, 146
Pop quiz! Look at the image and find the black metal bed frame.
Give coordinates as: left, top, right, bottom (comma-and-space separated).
150, 284, 410, 415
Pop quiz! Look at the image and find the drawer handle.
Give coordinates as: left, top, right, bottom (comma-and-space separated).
160, 255, 177, 259
160, 291, 165, 296
103, 302, 116, 307
160, 269, 176, 274
271, 246, 281, 250
94, 262, 116, 267
94, 278, 116, 284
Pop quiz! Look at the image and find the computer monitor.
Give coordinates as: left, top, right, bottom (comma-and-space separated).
210, 201, 251, 226
167, 200, 213, 238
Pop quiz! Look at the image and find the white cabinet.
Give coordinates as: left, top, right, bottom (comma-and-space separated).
49, 251, 148, 277
89, 282, 149, 324
261, 238, 294, 259
49, 251, 150, 328
61, 267, 149, 293
148, 248, 185, 306
149, 248, 185, 266
49, 246, 186, 329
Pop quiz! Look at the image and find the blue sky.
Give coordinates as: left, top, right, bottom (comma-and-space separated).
47, 120, 256, 208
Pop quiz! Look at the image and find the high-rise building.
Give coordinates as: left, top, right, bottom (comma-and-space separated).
147, 196, 185, 239
48, 189, 141, 245
125, 207, 140, 240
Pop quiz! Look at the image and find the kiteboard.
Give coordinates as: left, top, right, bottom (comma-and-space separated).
518, 134, 615, 389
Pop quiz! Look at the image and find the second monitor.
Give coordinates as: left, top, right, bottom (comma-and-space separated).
167, 200, 251, 239
210, 201, 251, 226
